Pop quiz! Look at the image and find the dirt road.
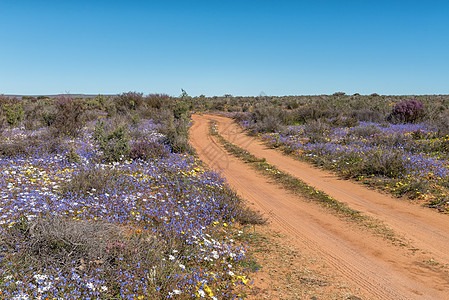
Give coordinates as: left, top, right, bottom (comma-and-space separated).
190, 114, 449, 299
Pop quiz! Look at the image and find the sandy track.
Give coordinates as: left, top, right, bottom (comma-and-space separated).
206, 115, 449, 263
190, 114, 449, 299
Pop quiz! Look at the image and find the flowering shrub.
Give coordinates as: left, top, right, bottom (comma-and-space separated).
390, 99, 425, 123
94, 120, 130, 162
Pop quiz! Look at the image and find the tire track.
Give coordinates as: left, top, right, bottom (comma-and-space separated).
190, 115, 449, 299
210, 114, 449, 266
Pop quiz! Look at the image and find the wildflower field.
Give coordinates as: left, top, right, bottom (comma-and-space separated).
0, 94, 261, 299
3, 91, 449, 299
259, 121, 449, 207
209, 94, 449, 212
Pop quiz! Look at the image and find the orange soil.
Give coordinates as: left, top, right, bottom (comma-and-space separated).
190, 114, 449, 300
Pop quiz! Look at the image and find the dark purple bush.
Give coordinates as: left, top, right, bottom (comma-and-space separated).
390, 99, 425, 123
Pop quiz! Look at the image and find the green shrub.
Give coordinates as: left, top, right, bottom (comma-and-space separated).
160, 117, 194, 154
94, 120, 129, 162
362, 150, 405, 178
303, 120, 329, 143
2, 103, 24, 126
115, 92, 144, 112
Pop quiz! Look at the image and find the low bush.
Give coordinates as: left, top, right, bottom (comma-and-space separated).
61, 167, 120, 196
350, 124, 381, 138
129, 140, 170, 160
2, 103, 24, 126
94, 120, 130, 162
161, 118, 195, 154
350, 109, 385, 122
248, 107, 284, 133
0, 215, 176, 298
288, 107, 337, 125
430, 112, 449, 137
389, 99, 425, 123
361, 151, 405, 178
0, 110, 5, 135
253, 114, 283, 133
80, 108, 105, 123
163, 131, 194, 154
0, 141, 27, 157
303, 120, 329, 143
372, 132, 410, 147
52, 96, 85, 136
0, 135, 66, 158
137, 107, 173, 124
329, 115, 359, 128
233, 112, 251, 124
143, 93, 170, 110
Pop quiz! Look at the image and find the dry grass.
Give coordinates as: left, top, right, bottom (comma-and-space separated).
0, 215, 180, 297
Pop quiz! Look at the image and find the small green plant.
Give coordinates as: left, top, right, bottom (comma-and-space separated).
42, 111, 56, 126
86, 94, 106, 108
173, 89, 190, 120
2, 103, 24, 126
94, 120, 129, 162
239, 257, 261, 272
66, 145, 81, 163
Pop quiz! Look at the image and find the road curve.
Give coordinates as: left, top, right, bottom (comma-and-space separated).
190, 114, 449, 300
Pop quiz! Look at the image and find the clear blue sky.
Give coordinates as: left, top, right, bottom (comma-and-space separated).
1, 0, 448, 96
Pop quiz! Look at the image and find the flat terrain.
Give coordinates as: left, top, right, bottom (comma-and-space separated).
190, 114, 449, 299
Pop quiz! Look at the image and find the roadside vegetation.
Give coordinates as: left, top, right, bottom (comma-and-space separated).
189, 93, 449, 213
209, 121, 403, 245
0, 93, 264, 299
2, 90, 449, 298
